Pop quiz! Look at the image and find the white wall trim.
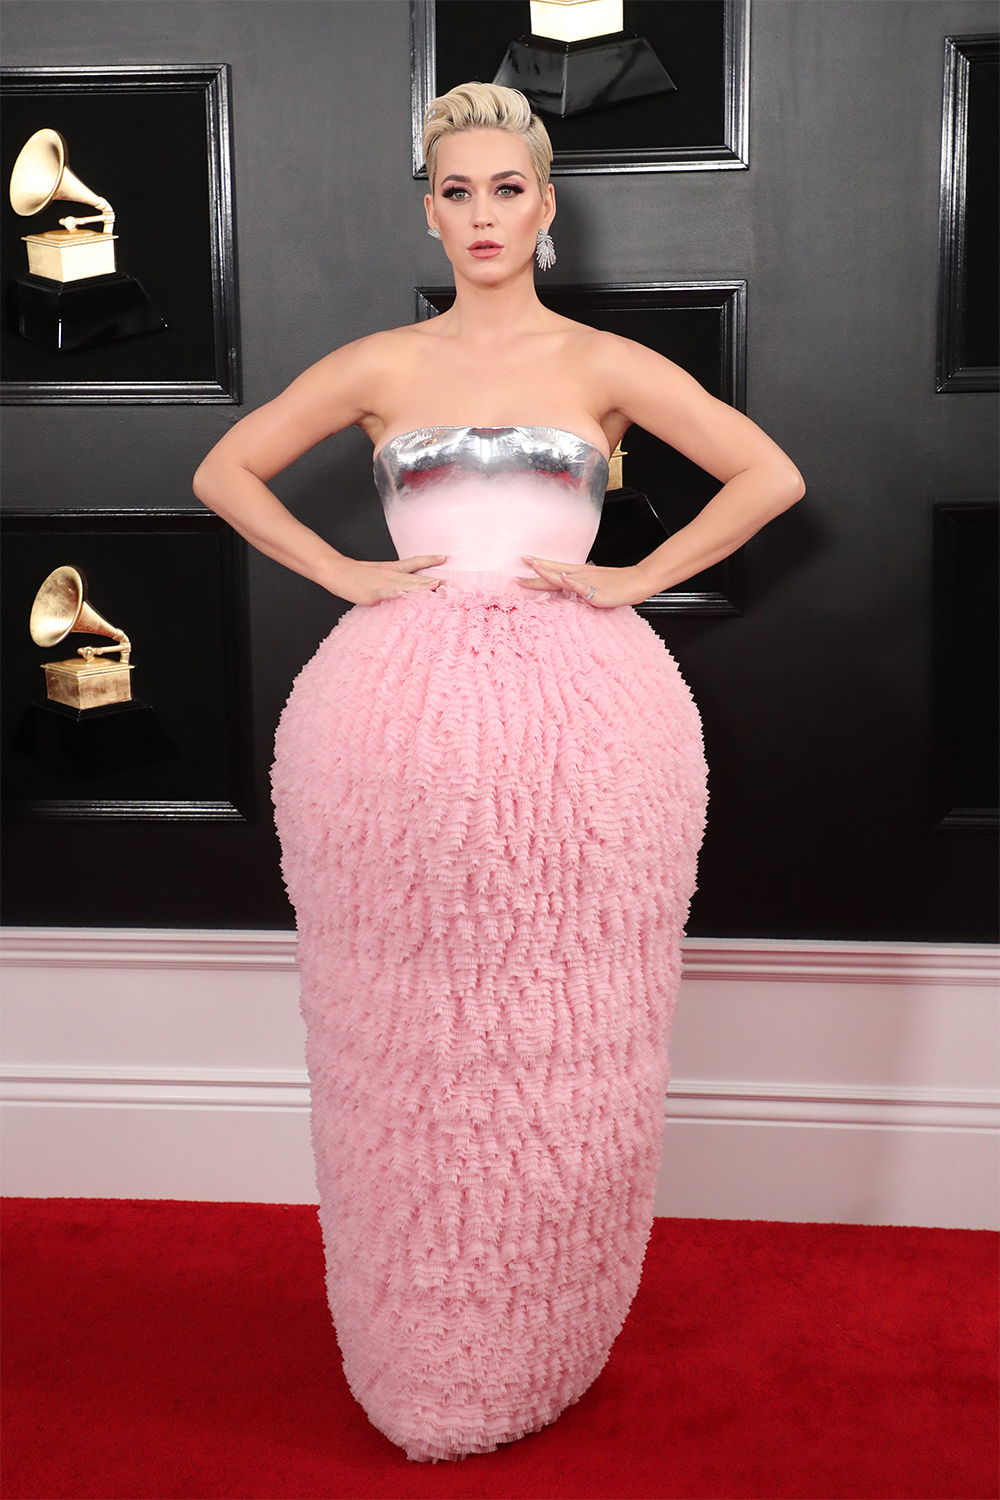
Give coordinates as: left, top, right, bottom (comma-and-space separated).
2, 1063, 996, 1133
1, 1065, 310, 1112
2, 926, 997, 985
680, 937, 999, 986
0, 926, 301, 972
663, 1079, 997, 1131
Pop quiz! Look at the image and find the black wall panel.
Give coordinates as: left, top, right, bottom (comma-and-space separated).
2, 0, 996, 939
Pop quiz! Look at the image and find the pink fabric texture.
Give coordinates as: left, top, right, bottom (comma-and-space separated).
271, 579, 708, 1462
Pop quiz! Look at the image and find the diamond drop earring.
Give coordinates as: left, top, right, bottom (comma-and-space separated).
427, 225, 441, 239
535, 227, 556, 271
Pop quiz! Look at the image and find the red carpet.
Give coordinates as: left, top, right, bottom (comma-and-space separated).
1, 1199, 995, 1500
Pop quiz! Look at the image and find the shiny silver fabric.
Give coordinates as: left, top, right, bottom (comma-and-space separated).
374, 425, 609, 511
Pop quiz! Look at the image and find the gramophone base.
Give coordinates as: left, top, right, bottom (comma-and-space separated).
7, 271, 167, 352
13, 698, 178, 777
588, 486, 670, 570
493, 31, 676, 118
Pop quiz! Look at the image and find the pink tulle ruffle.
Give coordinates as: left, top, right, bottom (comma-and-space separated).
271, 582, 708, 1461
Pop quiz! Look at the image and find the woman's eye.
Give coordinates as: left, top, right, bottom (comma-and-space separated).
440, 184, 524, 200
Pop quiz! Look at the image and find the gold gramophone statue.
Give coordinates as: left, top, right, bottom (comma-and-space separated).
12, 564, 177, 778
30, 566, 133, 711
493, 0, 675, 117
608, 439, 626, 491
589, 440, 670, 570
12, 128, 118, 281
8, 128, 165, 351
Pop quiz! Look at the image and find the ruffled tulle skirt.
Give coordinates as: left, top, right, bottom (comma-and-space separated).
271, 579, 708, 1462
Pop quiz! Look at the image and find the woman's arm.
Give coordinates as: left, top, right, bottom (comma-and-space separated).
192, 336, 444, 606
522, 333, 805, 606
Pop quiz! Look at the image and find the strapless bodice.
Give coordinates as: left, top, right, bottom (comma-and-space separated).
374, 426, 609, 588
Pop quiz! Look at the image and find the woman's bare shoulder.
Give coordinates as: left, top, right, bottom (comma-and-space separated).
562, 324, 699, 408
268, 327, 422, 421
543, 317, 670, 372
299, 325, 415, 377
556, 320, 672, 364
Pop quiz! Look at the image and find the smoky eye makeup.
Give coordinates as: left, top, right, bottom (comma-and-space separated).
440, 182, 526, 200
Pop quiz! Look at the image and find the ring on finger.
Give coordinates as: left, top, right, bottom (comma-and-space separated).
586, 584, 596, 601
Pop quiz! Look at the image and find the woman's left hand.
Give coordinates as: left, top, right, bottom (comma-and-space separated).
517, 556, 655, 609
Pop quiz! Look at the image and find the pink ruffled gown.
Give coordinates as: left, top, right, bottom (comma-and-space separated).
271, 426, 708, 1462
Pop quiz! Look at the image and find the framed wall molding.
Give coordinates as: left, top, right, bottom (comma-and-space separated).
931, 500, 999, 830
1, 510, 253, 822
415, 280, 747, 616
411, 0, 750, 176
936, 35, 999, 392
1, 65, 240, 404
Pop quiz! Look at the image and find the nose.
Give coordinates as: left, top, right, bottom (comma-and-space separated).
471, 194, 494, 229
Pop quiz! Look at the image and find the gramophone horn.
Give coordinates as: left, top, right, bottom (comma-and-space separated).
9, 128, 111, 220
29, 565, 126, 649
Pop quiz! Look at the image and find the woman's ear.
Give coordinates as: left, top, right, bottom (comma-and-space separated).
543, 182, 556, 229
424, 191, 438, 235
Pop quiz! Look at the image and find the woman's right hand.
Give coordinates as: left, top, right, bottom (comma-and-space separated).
333, 554, 448, 606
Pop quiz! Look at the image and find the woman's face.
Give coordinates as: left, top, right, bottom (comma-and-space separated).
425, 129, 555, 282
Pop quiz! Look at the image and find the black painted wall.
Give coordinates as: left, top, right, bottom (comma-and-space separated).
2, 0, 996, 940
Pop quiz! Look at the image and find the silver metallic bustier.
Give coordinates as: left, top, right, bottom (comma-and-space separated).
374, 425, 609, 500
373, 426, 609, 583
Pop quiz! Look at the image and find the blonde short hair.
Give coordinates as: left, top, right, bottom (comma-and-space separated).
422, 82, 553, 199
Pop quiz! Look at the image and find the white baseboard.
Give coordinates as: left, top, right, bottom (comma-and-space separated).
2, 928, 997, 1228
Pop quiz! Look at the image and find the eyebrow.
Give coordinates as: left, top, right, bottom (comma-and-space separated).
439, 170, 528, 184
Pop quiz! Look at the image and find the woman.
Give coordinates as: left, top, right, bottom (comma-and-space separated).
194, 83, 803, 1463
